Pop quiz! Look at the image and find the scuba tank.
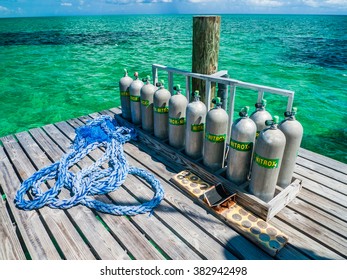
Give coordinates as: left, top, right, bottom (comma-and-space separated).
185, 90, 207, 159
168, 84, 188, 149
119, 69, 133, 120
140, 75, 157, 132
153, 80, 171, 140
250, 99, 272, 138
129, 72, 144, 125
203, 97, 228, 172
249, 116, 286, 202
277, 107, 304, 188
226, 106, 256, 185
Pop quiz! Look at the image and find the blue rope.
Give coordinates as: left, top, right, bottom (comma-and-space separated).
14, 115, 164, 215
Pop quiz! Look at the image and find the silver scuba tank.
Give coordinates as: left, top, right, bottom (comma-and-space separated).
250, 99, 272, 138
140, 75, 157, 132
153, 80, 171, 140
119, 69, 133, 120
185, 90, 207, 159
168, 84, 188, 149
226, 106, 256, 185
129, 72, 144, 125
277, 107, 304, 188
203, 97, 228, 172
249, 116, 286, 202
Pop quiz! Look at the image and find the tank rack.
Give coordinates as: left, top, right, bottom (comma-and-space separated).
119, 64, 302, 221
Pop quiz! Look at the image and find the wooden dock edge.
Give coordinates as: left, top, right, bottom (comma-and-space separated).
110, 107, 302, 221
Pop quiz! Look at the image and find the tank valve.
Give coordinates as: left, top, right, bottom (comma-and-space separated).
239, 106, 250, 117
156, 79, 165, 88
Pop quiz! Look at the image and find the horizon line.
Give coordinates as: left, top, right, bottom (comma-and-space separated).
1, 12, 346, 19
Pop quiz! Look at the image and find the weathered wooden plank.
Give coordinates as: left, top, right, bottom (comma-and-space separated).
0, 144, 61, 260
275, 243, 310, 260
44, 122, 201, 260
27, 128, 130, 260
293, 173, 347, 208
0, 197, 26, 260
285, 196, 347, 239
296, 188, 347, 223
268, 179, 302, 221
108, 185, 202, 260
295, 164, 347, 195
296, 156, 347, 184
271, 217, 344, 260
299, 148, 347, 175
3, 133, 96, 260
276, 207, 347, 258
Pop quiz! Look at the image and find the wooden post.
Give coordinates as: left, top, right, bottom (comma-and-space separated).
192, 15, 221, 104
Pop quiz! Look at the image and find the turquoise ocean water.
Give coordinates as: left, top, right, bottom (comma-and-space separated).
0, 15, 346, 163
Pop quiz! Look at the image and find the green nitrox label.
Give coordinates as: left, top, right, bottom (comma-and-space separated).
205, 132, 226, 143
169, 117, 186, 125
191, 123, 204, 132
254, 153, 279, 169
120, 91, 130, 97
230, 139, 253, 152
256, 131, 260, 138
154, 106, 169, 114
130, 95, 140, 102
141, 99, 150, 106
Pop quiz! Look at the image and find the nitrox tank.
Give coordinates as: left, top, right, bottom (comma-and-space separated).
168, 84, 188, 149
129, 72, 144, 125
250, 99, 272, 138
153, 80, 171, 139
140, 75, 157, 132
249, 116, 286, 202
119, 69, 133, 120
226, 106, 256, 185
203, 97, 228, 171
185, 90, 207, 159
277, 107, 304, 188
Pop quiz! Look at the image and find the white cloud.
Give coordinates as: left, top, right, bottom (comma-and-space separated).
105, 0, 171, 3
302, 0, 319, 7
61, 2, 73, 6
188, 0, 214, 2
248, 0, 284, 7
325, 0, 347, 6
0, 5, 10, 12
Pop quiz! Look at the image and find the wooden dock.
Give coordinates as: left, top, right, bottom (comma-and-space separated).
0, 107, 346, 260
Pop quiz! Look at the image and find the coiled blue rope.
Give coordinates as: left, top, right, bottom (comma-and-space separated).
14, 115, 164, 215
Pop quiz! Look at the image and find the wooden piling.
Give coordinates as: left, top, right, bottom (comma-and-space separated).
192, 15, 221, 104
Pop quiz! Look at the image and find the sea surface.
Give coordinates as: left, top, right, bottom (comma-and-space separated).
0, 14, 346, 163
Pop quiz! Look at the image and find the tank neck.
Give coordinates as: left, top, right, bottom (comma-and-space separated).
255, 99, 267, 111
192, 90, 200, 102
284, 109, 297, 121
239, 106, 249, 118
265, 116, 279, 129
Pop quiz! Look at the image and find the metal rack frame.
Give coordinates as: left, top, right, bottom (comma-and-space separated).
152, 63, 295, 143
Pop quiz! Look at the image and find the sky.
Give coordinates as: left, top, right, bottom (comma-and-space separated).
0, 0, 346, 17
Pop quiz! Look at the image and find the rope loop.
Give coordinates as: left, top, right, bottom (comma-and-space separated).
14, 115, 164, 215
